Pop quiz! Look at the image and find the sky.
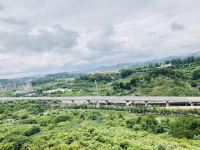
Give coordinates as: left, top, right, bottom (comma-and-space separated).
0, 0, 200, 79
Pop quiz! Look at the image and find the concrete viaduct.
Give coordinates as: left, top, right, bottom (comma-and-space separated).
0, 96, 200, 107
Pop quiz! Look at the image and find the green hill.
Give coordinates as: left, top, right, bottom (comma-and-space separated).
0, 56, 200, 97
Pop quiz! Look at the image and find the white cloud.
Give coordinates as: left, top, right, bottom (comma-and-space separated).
1, 17, 28, 26
0, 0, 200, 78
0, 25, 79, 53
87, 26, 122, 51
0, 2, 4, 11
171, 22, 185, 31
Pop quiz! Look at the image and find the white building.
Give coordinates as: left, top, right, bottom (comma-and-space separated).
42, 88, 71, 94
160, 63, 172, 68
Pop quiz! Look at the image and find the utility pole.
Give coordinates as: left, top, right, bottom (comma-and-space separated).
95, 80, 98, 96
95, 80, 99, 108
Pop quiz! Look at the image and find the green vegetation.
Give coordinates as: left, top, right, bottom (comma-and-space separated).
0, 101, 200, 150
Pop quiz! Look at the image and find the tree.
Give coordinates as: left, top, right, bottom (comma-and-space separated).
141, 115, 158, 133
24, 126, 40, 136
191, 82, 198, 88
130, 78, 139, 86
192, 69, 200, 80
120, 69, 134, 78
170, 117, 200, 139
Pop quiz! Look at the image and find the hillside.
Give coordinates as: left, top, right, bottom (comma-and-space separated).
0, 56, 200, 96
1, 56, 199, 97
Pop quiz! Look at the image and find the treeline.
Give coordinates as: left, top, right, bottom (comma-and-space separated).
69, 104, 200, 116
166, 56, 200, 65
119, 56, 200, 78
79, 73, 117, 82
31, 77, 55, 86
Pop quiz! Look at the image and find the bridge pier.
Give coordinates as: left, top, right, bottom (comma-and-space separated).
60, 101, 68, 107
190, 102, 194, 106
71, 100, 75, 104
126, 100, 132, 106
166, 101, 169, 107
96, 101, 100, 108
86, 100, 91, 104
144, 101, 148, 107
105, 100, 108, 105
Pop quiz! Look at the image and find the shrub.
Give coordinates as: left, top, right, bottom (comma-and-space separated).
132, 124, 141, 131
88, 112, 102, 120
126, 118, 136, 128
66, 136, 75, 145
96, 135, 107, 143
80, 113, 86, 120
29, 104, 45, 114
140, 116, 158, 133
21, 118, 37, 124
193, 135, 200, 140
70, 142, 79, 150
24, 126, 40, 136
120, 141, 130, 150
191, 82, 198, 87
192, 69, 200, 80
155, 144, 166, 150
170, 117, 200, 139
154, 124, 166, 134
120, 69, 134, 78
54, 115, 72, 123
130, 78, 140, 86
20, 114, 29, 119
0, 136, 5, 142
11, 136, 29, 150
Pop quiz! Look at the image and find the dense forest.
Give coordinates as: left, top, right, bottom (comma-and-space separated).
0, 101, 200, 150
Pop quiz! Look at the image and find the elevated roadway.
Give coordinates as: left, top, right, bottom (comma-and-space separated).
0, 96, 200, 107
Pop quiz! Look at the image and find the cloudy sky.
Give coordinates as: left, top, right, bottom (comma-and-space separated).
0, 0, 200, 78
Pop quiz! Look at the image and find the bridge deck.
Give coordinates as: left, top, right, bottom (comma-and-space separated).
0, 96, 200, 103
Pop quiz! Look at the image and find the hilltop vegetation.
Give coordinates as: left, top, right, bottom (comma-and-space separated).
0, 101, 200, 150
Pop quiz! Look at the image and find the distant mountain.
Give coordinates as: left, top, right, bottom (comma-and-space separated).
0, 77, 35, 87
84, 51, 200, 73
45, 72, 81, 78
84, 62, 144, 73
1, 51, 199, 82
188, 51, 200, 57
84, 56, 179, 73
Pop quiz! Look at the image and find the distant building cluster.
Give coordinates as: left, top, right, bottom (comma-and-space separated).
160, 63, 172, 68
43, 88, 71, 94
14, 81, 34, 95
